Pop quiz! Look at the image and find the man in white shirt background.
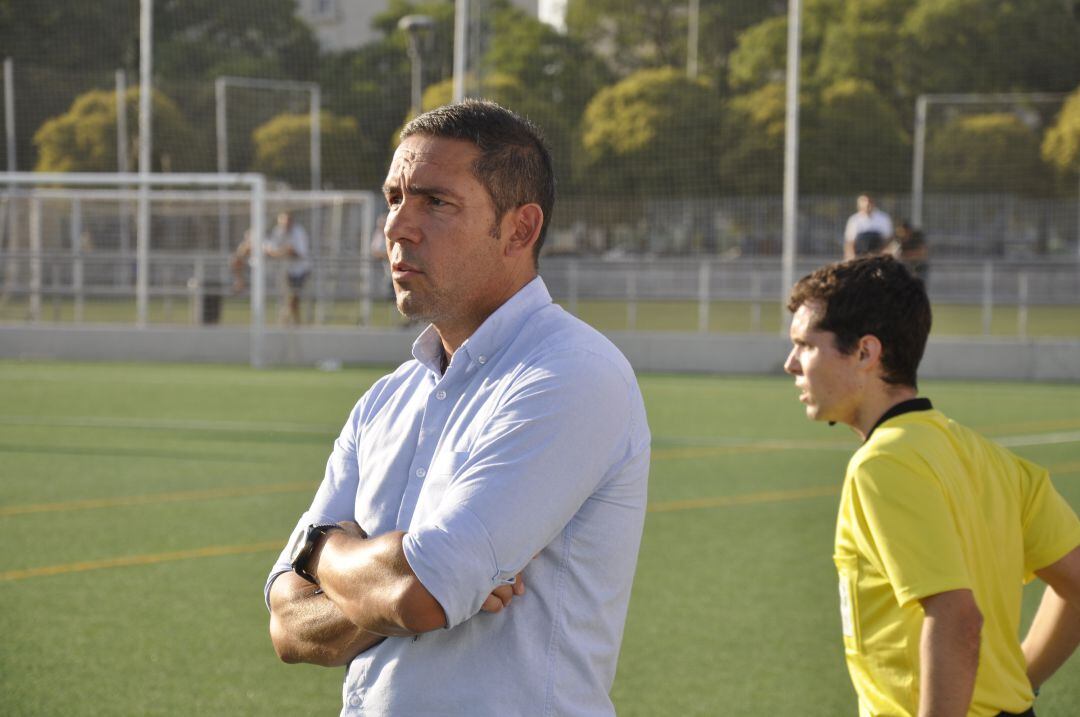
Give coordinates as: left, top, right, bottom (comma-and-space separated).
844, 192, 893, 259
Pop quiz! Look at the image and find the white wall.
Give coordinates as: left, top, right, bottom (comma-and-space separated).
3, 325, 1078, 382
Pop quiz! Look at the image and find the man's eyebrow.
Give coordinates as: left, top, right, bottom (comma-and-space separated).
382, 181, 460, 199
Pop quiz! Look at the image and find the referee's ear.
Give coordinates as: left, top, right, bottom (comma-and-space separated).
855, 334, 883, 374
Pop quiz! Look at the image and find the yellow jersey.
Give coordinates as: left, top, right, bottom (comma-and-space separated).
834, 403, 1080, 717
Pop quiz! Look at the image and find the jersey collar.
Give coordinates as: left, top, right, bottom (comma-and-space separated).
865, 397, 934, 442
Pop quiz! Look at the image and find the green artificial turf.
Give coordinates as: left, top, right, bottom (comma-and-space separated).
0, 361, 1078, 715
3, 298, 1079, 337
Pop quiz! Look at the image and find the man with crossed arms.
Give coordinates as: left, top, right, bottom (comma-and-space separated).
265, 100, 650, 716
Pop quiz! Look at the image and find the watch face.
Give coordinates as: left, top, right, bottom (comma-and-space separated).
286, 524, 309, 564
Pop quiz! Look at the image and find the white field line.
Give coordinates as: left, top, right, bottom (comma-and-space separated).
0, 414, 336, 435
2, 415, 1078, 449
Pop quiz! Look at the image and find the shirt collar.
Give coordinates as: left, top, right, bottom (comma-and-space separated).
865, 397, 933, 441
411, 276, 552, 375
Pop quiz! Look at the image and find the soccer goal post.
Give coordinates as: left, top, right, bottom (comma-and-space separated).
0, 172, 377, 368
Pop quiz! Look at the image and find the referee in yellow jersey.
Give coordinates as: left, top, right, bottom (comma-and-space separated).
783, 255, 1080, 717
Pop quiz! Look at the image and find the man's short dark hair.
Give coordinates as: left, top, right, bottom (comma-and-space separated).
400, 99, 555, 263
787, 255, 932, 388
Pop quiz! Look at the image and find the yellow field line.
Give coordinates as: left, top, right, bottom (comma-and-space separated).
0, 481, 319, 517
648, 484, 841, 513
0, 540, 282, 582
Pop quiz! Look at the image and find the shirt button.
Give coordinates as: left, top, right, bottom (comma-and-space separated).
416, 467, 427, 478
347, 693, 361, 708
435, 390, 447, 400
477, 355, 487, 364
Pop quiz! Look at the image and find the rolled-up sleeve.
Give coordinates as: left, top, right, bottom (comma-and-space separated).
401, 349, 642, 629
263, 398, 365, 610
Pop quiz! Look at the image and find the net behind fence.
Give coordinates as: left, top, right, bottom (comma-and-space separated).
0, 0, 1078, 328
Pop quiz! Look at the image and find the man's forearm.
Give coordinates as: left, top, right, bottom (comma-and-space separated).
268, 571, 385, 666
918, 590, 983, 717
1023, 586, 1080, 690
314, 530, 447, 636
1025, 547, 1080, 690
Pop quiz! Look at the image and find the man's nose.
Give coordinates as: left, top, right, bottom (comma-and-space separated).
783, 349, 800, 375
384, 203, 419, 245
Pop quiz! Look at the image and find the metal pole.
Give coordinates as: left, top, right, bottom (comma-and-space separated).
71, 198, 84, 322
215, 77, 227, 176
116, 70, 132, 262
116, 71, 129, 173
214, 77, 229, 256
250, 176, 266, 368
310, 85, 320, 191
29, 195, 40, 321
697, 260, 710, 333
912, 95, 928, 229
453, 0, 467, 103
780, 0, 802, 335
136, 0, 153, 327
981, 261, 993, 336
1017, 271, 1028, 339
687, 0, 700, 79
3, 58, 15, 300
4, 58, 15, 172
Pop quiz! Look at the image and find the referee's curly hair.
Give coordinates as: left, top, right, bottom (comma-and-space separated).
787, 255, 932, 389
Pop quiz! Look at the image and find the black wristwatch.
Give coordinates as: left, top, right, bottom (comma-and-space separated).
287, 523, 342, 585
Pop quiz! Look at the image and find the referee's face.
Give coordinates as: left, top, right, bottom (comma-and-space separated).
784, 302, 863, 426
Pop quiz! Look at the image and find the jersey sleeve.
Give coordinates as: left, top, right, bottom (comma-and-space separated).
849, 454, 972, 607
1017, 455, 1080, 576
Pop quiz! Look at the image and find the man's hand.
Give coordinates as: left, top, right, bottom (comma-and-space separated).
481, 572, 526, 614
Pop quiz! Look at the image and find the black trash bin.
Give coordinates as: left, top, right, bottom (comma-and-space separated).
191, 278, 224, 326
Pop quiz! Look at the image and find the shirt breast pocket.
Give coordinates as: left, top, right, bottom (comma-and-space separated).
834, 554, 863, 654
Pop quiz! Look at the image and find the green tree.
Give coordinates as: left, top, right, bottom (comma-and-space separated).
716, 82, 786, 194
927, 113, 1051, 195
251, 111, 373, 189
155, 0, 319, 81
815, 0, 915, 100
565, 0, 783, 82
319, 0, 456, 189
802, 78, 910, 193
1042, 87, 1080, 186
33, 87, 196, 172
899, 0, 1080, 96
578, 67, 723, 197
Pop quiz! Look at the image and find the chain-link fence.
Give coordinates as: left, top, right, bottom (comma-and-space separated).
2, 0, 1079, 335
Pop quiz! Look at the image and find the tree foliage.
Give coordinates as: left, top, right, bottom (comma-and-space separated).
1042, 87, 1080, 184
33, 87, 196, 172
927, 113, 1051, 195
565, 0, 783, 82
579, 67, 723, 196
251, 111, 372, 189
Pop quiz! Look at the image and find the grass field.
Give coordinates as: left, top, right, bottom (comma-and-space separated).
3, 297, 1080, 337
1, 361, 1079, 716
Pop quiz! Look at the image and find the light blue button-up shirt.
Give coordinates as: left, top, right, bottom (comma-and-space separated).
266, 276, 650, 717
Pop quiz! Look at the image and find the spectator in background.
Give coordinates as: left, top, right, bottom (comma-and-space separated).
843, 192, 893, 259
889, 221, 930, 284
230, 211, 311, 325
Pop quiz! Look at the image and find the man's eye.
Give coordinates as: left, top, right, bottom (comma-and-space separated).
429, 196, 446, 207
385, 195, 401, 207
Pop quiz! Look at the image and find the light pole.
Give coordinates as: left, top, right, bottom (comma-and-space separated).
687, 0, 700, 78
399, 15, 436, 117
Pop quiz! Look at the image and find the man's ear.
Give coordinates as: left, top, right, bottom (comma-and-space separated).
856, 334, 883, 371
502, 203, 544, 258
